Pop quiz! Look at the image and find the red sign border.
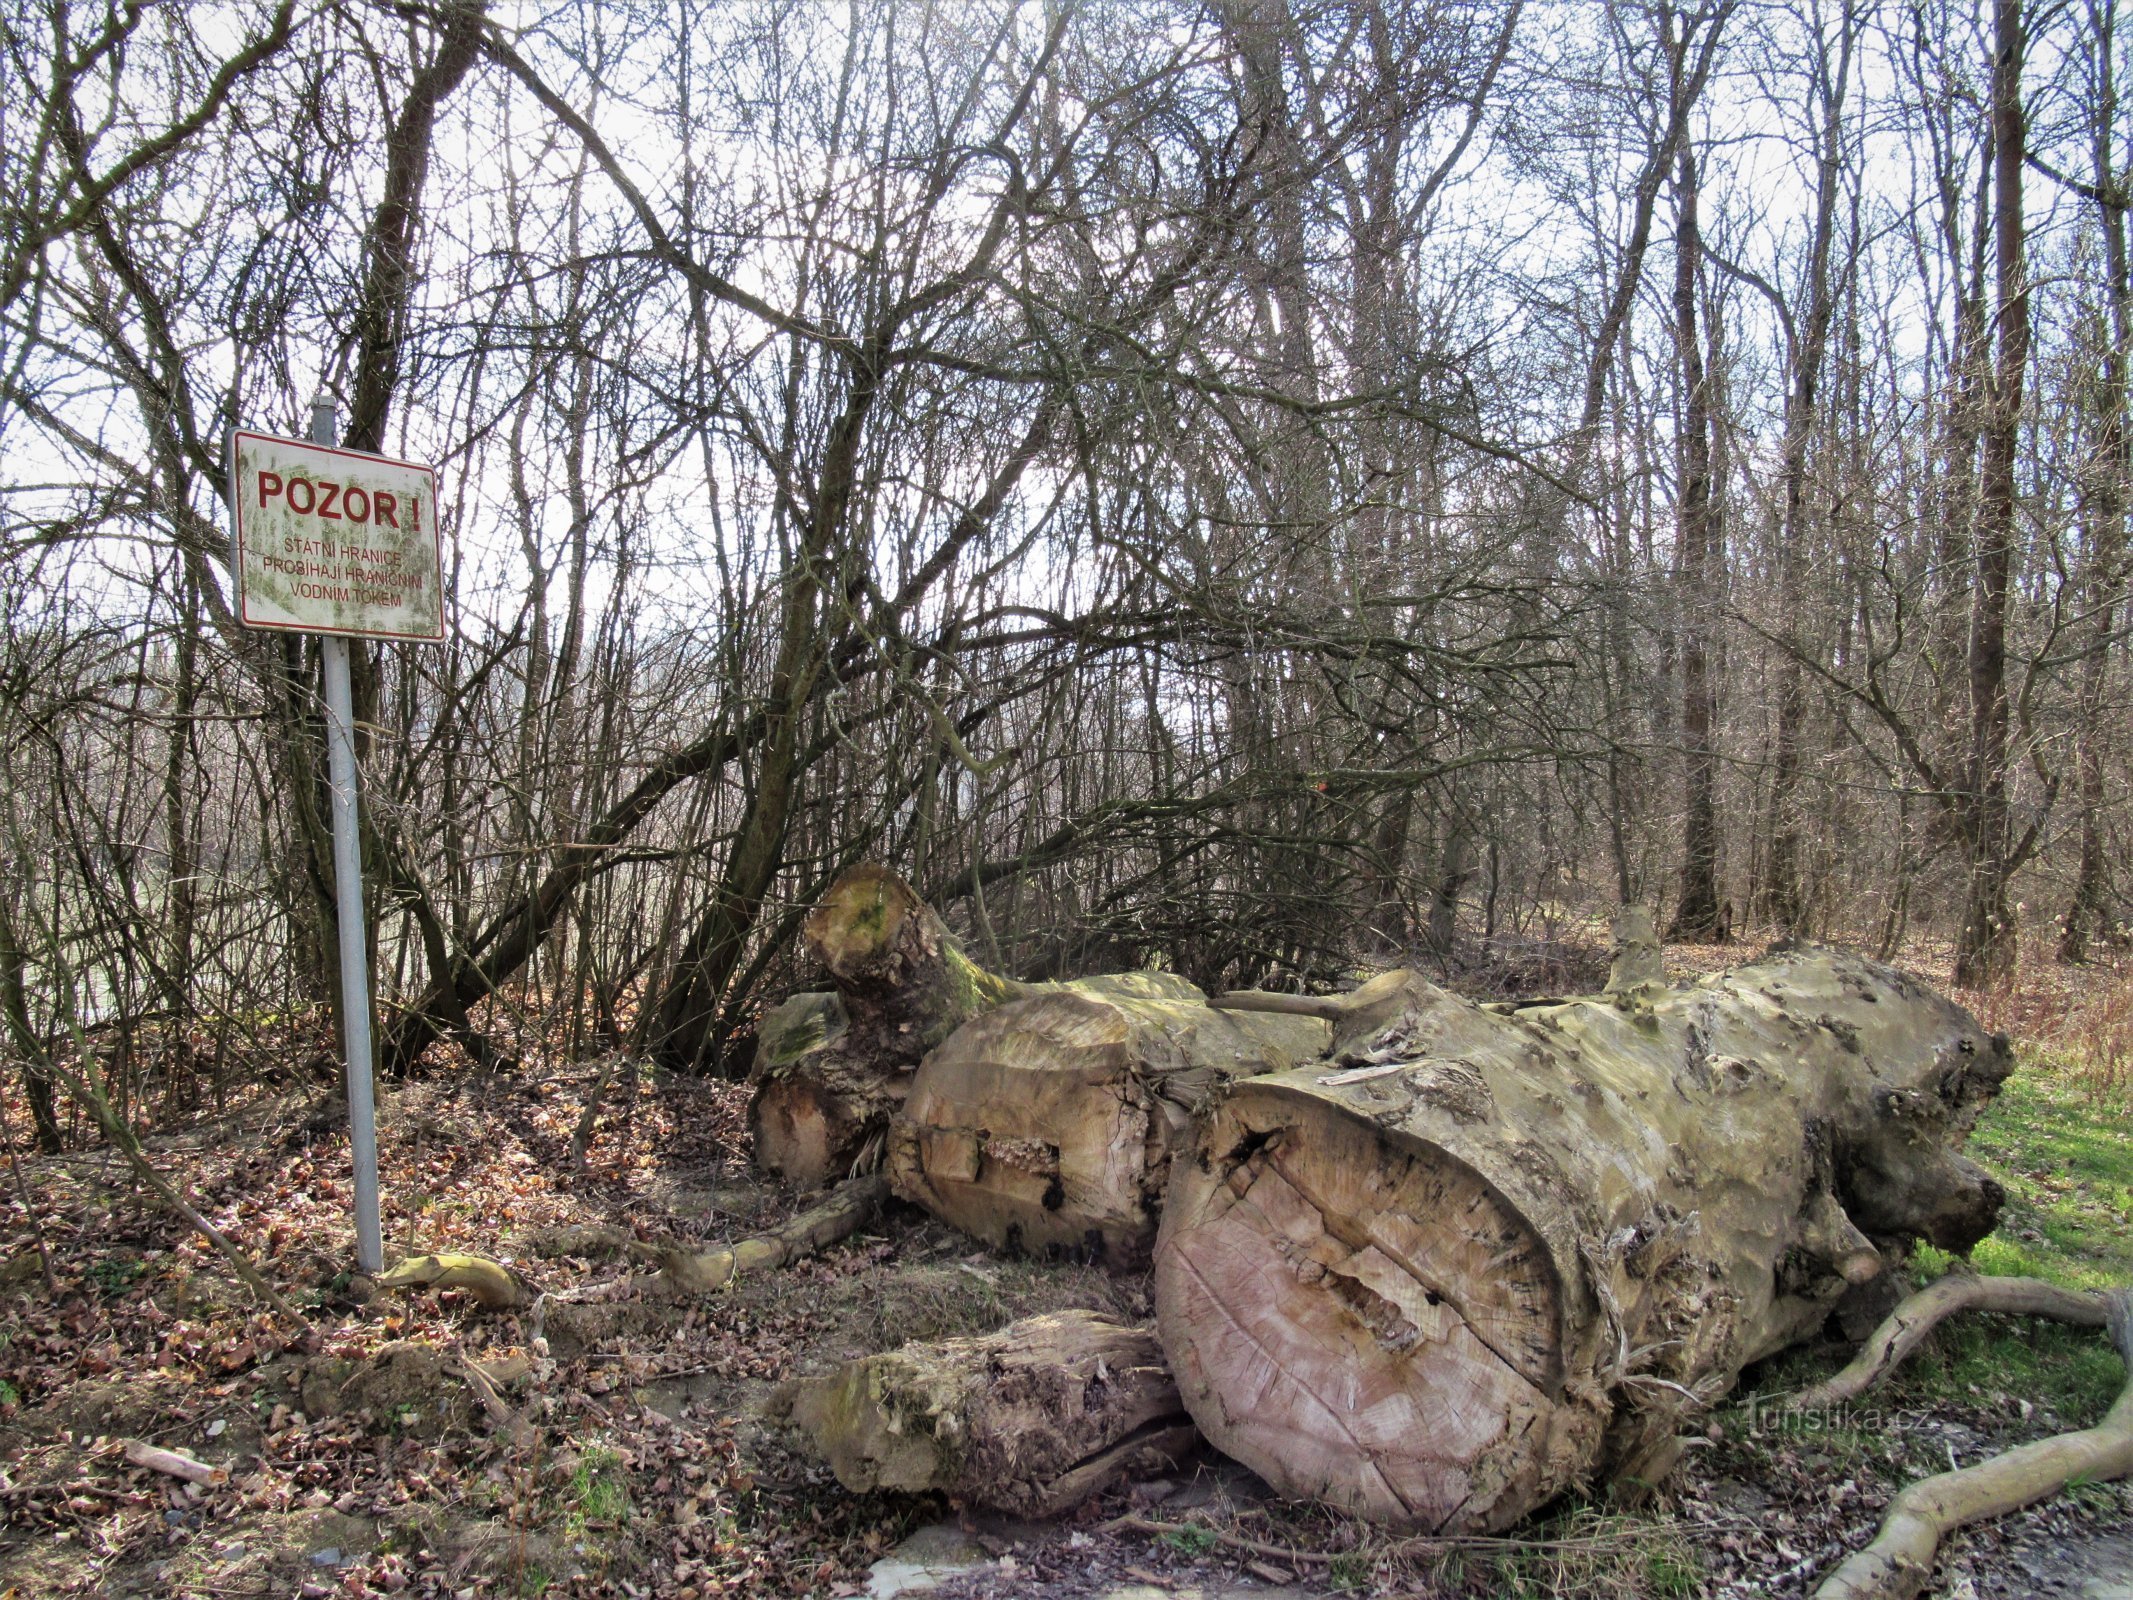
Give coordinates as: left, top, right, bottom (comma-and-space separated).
228, 428, 447, 644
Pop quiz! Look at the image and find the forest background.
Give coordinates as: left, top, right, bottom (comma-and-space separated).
1, 0, 2127, 1133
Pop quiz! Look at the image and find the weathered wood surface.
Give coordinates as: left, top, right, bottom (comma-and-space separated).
784, 1309, 1195, 1515
750, 867, 1013, 1185
889, 974, 1329, 1265
1157, 946, 2014, 1534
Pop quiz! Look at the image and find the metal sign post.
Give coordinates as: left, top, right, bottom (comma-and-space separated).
311, 401, 384, 1275
227, 400, 444, 1277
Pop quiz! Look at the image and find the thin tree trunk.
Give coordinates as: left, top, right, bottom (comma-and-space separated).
1954, 0, 2029, 989
1762, 11, 1854, 935
2061, 0, 2129, 962
0, 901, 62, 1153
1668, 130, 1725, 942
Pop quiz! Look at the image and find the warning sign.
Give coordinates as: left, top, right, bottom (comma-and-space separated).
228, 429, 444, 641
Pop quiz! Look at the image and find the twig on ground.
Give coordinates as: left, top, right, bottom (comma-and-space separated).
124, 1440, 226, 1485
652, 1172, 886, 1294
1105, 1511, 1692, 1564
1103, 1513, 1334, 1565
452, 1348, 534, 1446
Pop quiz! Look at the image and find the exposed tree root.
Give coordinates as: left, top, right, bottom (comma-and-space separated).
651, 1172, 885, 1294
1809, 1284, 2133, 1600
1791, 1273, 2111, 1412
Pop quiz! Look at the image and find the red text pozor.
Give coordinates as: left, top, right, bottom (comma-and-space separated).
255, 472, 413, 528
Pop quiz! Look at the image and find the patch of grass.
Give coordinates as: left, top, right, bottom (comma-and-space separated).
1485, 1510, 1705, 1600
1155, 1523, 1218, 1557
87, 1254, 146, 1297
1746, 1043, 2132, 1436
1326, 1549, 1374, 1589
1643, 1540, 1702, 1597
1959, 1054, 2133, 1288
1242, 1501, 1703, 1600
1870, 1304, 2125, 1425
568, 1445, 629, 1529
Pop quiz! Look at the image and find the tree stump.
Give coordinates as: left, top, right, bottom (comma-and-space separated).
1156, 947, 2014, 1534
783, 1310, 1195, 1515
889, 975, 1329, 1265
750, 867, 1013, 1185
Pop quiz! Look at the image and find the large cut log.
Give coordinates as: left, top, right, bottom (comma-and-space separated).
1156, 946, 2014, 1535
751, 867, 1014, 1185
783, 1310, 1196, 1515
889, 976, 1330, 1265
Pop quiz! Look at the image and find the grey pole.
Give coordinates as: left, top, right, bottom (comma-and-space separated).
311, 397, 384, 1274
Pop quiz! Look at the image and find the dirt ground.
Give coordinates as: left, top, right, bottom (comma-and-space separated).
2, 942, 2129, 1598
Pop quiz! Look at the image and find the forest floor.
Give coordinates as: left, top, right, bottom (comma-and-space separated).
0, 932, 2129, 1599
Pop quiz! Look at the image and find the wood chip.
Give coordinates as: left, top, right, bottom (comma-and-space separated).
1314, 1061, 1408, 1085
123, 1441, 225, 1485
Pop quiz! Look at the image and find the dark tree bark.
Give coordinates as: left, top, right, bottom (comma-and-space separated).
0, 901, 63, 1153
2060, 0, 2130, 963
1667, 129, 1725, 943
1955, 0, 2030, 988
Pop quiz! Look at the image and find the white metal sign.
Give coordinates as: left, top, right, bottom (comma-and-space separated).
229, 428, 444, 641
225, 405, 446, 1277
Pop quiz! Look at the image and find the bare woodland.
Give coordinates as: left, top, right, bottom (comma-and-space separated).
0, 0, 2127, 1108
2, 0, 2133, 1593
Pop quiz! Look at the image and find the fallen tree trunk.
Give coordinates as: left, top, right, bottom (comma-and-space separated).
889, 976, 1329, 1265
783, 1310, 1195, 1515
750, 867, 1014, 1185
747, 991, 871, 1185
1811, 1281, 2133, 1600
1156, 945, 2014, 1534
